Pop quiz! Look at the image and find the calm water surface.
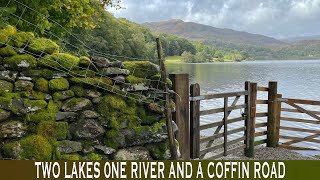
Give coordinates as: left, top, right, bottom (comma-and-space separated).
167, 60, 320, 149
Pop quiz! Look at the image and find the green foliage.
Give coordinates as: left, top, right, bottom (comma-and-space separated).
0, 25, 16, 46
19, 135, 52, 160
0, 0, 121, 37
3, 54, 37, 70
40, 53, 80, 70
9, 31, 35, 48
0, 46, 17, 57
49, 78, 69, 91
35, 78, 49, 93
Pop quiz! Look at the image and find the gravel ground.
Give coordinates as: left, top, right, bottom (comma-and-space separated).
200, 138, 319, 160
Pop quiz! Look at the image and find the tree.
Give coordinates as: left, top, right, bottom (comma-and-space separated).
0, 0, 122, 36
181, 51, 195, 63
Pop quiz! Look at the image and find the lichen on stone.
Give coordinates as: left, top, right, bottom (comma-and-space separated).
0, 80, 13, 95
52, 90, 74, 101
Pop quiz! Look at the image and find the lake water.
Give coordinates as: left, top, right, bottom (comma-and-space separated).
167, 60, 320, 150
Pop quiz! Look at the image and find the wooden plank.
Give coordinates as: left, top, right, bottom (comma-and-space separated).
282, 133, 320, 146
275, 94, 282, 147
280, 117, 320, 125
267, 81, 278, 147
280, 135, 320, 143
255, 131, 267, 137
245, 82, 257, 158
279, 144, 320, 151
254, 139, 267, 146
285, 101, 320, 121
190, 83, 200, 159
204, 91, 248, 100
256, 112, 268, 117
280, 126, 320, 134
256, 100, 268, 104
200, 127, 245, 143
244, 81, 250, 154
278, 98, 320, 106
257, 86, 269, 91
255, 122, 267, 128
281, 108, 320, 115
156, 38, 177, 160
169, 74, 190, 160
224, 97, 228, 156
199, 116, 244, 130
200, 104, 246, 116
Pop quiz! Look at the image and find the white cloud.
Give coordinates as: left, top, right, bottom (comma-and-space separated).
109, 0, 320, 38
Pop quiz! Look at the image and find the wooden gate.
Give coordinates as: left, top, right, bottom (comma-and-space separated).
277, 98, 320, 150
189, 83, 249, 159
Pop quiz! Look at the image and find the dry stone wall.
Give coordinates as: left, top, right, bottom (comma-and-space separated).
0, 25, 176, 160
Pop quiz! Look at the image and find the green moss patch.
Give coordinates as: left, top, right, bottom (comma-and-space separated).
26, 111, 56, 123
69, 77, 113, 89
13, 135, 52, 160
60, 154, 81, 160
0, 80, 13, 95
21, 69, 67, 78
0, 46, 17, 57
49, 78, 69, 91
0, 25, 17, 46
150, 74, 172, 89
40, 53, 79, 70
35, 78, 49, 93
123, 61, 159, 78
79, 56, 91, 67
9, 31, 35, 48
125, 75, 145, 84
3, 54, 37, 70
37, 121, 68, 141
27, 38, 59, 55
70, 70, 95, 78
53, 90, 74, 101
85, 153, 102, 160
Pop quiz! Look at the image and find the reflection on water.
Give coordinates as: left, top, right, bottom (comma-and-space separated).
167, 60, 320, 149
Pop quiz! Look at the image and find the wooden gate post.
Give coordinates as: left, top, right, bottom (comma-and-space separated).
267, 81, 278, 147
275, 94, 282, 147
190, 83, 200, 159
169, 74, 190, 160
245, 82, 257, 158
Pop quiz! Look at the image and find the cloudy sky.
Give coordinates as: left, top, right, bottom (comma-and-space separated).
108, 0, 320, 39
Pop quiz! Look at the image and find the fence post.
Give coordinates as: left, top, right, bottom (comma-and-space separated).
267, 81, 278, 147
245, 82, 257, 158
190, 83, 200, 159
244, 81, 250, 154
169, 74, 190, 160
275, 94, 282, 147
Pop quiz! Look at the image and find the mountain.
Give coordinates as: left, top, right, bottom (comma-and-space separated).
142, 19, 286, 47
282, 35, 320, 43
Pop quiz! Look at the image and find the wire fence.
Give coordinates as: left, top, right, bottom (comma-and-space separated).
0, 0, 171, 108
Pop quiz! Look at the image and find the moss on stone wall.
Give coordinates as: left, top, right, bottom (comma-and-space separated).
49, 78, 69, 91
27, 38, 59, 55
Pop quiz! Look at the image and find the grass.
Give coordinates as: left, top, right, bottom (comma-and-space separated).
166, 56, 183, 63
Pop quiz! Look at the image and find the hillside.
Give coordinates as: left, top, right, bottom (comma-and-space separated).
143, 19, 286, 47
143, 19, 320, 60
